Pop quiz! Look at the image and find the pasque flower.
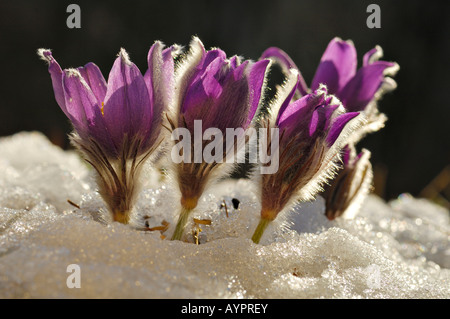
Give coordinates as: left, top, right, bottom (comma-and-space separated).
260, 38, 399, 223
260, 37, 399, 141
322, 145, 373, 220
38, 42, 177, 223
251, 71, 364, 244
166, 37, 270, 240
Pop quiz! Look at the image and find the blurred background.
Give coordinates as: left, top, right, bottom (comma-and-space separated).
0, 0, 449, 206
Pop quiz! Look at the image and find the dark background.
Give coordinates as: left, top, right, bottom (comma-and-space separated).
0, 0, 449, 205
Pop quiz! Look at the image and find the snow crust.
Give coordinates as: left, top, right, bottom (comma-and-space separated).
0, 132, 448, 298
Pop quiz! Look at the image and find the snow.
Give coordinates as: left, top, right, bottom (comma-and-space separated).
0, 131, 449, 298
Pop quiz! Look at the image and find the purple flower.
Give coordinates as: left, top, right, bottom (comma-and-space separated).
259, 38, 399, 223
322, 146, 373, 221
173, 37, 269, 134
312, 39, 398, 112
38, 42, 177, 223
261, 37, 399, 113
168, 37, 270, 240
251, 72, 364, 243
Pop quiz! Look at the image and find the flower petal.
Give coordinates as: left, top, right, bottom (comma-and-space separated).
183, 64, 250, 133
311, 38, 357, 94
62, 69, 117, 156
363, 45, 383, 67
277, 91, 325, 129
231, 57, 246, 81
145, 42, 180, 111
337, 61, 397, 112
309, 103, 340, 138
260, 47, 308, 96
103, 48, 151, 150
38, 49, 68, 116
178, 42, 268, 134
246, 59, 270, 127
62, 69, 97, 125
181, 54, 228, 116
201, 57, 226, 99
174, 37, 206, 113
77, 62, 107, 105
145, 41, 179, 146
326, 112, 360, 147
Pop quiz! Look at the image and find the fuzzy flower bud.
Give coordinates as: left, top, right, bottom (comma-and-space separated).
251, 71, 364, 244
167, 37, 270, 240
38, 42, 177, 223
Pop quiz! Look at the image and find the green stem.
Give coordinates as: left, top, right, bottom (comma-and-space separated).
251, 218, 271, 244
171, 206, 193, 241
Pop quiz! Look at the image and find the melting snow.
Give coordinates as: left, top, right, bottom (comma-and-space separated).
0, 132, 448, 298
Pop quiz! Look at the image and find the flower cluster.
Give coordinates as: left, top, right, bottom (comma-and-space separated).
260, 37, 399, 229
39, 36, 398, 243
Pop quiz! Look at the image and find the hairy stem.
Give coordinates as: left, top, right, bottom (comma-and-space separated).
251, 217, 271, 244
171, 206, 193, 241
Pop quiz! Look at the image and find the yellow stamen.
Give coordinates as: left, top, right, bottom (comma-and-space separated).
101, 102, 105, 115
